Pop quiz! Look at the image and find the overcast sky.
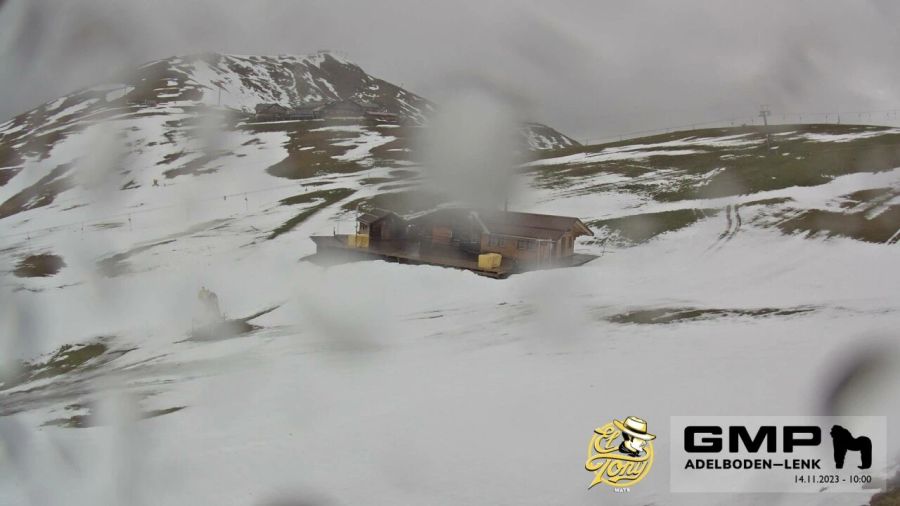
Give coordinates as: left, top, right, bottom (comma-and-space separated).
1, 0, 898, 140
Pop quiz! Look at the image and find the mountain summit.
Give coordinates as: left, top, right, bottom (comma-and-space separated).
0, 51, 577, 158
130, 52, 434, 123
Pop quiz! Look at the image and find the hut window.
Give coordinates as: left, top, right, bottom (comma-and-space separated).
489, 235, 506, 247
517, 239, 532, 250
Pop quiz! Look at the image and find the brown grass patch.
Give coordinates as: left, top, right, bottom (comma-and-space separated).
14, 254, 66, 278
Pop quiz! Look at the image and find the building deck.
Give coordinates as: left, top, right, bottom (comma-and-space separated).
306, 235, 597, 278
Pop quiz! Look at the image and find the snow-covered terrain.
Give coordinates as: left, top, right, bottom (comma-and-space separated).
0, 51, 576, 170
1, 57, 899, 505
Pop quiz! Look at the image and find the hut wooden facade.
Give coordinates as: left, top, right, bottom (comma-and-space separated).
408, 208, 593, 263
311, 206, 594, 276
292, 104, 321, 119
254, 103, 292, 121
320, 99, 371, 118
364, 109, 402, 124
356, 209, 407, 242
253, 99, 401, 123
254, 103, 322, 121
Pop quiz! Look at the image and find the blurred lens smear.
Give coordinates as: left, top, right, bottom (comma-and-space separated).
1, 1, 899, 505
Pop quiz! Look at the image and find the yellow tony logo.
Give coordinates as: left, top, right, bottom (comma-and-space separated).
586, 416, 656, 489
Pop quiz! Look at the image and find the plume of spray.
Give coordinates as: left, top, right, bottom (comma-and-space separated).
415, 85, 525, 210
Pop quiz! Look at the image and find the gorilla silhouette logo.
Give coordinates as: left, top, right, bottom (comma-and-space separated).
830, 425, 871, 470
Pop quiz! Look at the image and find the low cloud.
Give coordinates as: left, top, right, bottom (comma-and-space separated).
1, 0, 899, 139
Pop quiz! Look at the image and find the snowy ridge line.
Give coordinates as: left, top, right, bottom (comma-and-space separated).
536, 135, 900, 167
0, 179, 333, 240
582, 110, 900, 145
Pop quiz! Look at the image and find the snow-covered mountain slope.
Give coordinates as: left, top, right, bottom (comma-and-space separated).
526, 124, 900, 246
520, 121, 578, 150
131, 52, 433, 122
1, 108, 899, 505
0, 51, 576, 176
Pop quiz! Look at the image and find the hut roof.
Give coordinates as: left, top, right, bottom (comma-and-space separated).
352, 99, 381, 110
255, 103, 288, 113
366, 110, 400, 117
478, 210, 593, 240
357, 208, 398, 225
408, 207, 593, 241
295, 102, 325, 112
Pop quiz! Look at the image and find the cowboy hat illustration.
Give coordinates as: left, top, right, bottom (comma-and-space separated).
614, 416, 656, 457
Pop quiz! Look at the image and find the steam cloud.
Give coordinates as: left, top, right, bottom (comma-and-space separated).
416, 86, 523, 210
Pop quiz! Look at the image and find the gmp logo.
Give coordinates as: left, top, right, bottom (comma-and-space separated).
670, 416, 886, 494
